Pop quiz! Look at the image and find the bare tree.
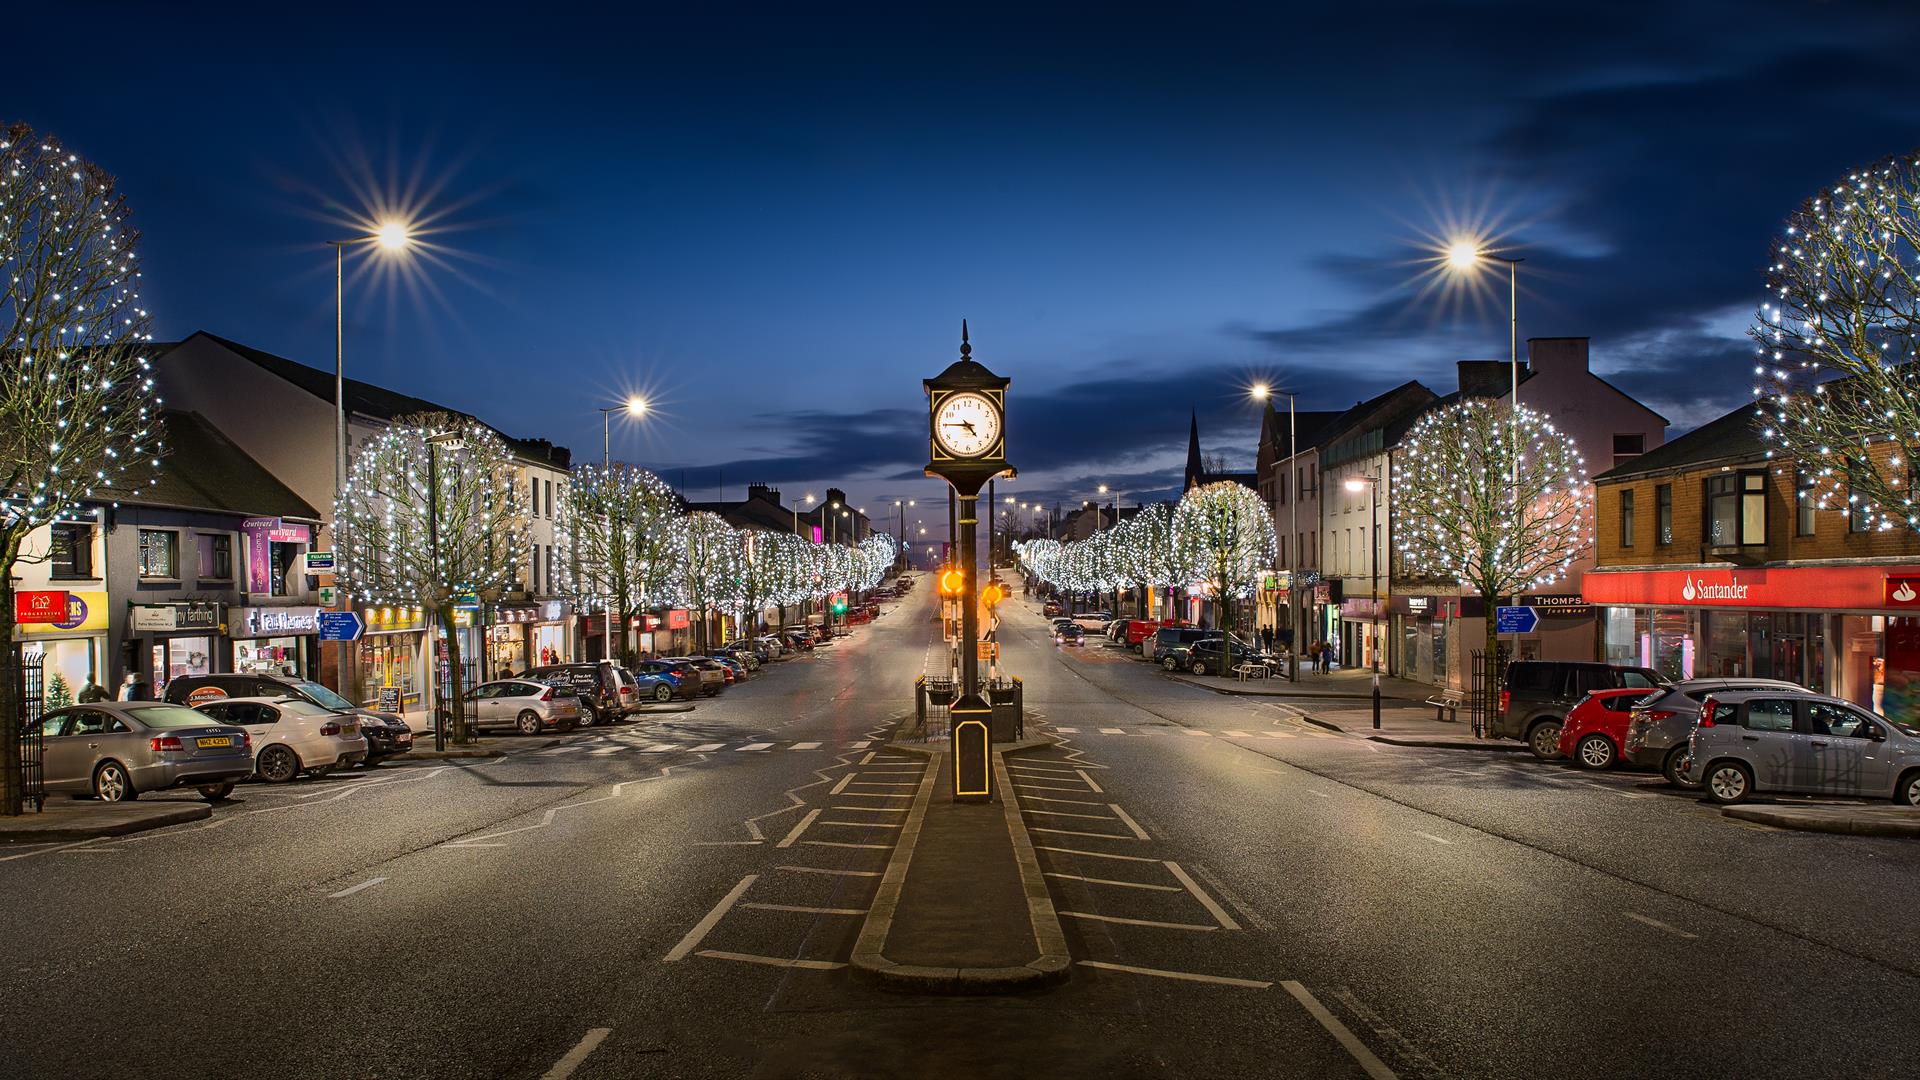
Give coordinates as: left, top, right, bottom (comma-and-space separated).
0, 126, 159, 813
1755, 150, 1920, 532
334, 412, 529, 744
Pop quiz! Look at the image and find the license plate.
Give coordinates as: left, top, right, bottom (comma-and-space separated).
196, 736, 233, 748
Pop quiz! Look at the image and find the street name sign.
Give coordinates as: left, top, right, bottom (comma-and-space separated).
317, 610, 365, 641
1495, 606, 1539, 634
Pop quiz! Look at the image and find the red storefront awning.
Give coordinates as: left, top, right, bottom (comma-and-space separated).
1583, 564, 1920, 611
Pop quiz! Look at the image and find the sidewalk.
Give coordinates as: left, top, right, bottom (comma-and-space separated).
1165, 665, 1431, 701
851, 741, 1070, 993
1723, 803, 1920, 838
0, 799, 210, 842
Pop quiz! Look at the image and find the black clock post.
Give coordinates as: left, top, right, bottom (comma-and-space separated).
924, 322, 1011, 803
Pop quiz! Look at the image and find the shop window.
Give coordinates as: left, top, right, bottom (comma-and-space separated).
1619, 489, 1635, 548
1849, 488, 1872, 533
50, 522, 95, 579
1656, 484, 1672, 546
1705, 472, 1765, 546
268, 542, 299, 597
138, 530, 178, 578
197, 533, 234, 581
1794, 468, 1816, 537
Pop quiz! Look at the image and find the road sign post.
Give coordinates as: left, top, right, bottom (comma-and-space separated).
317, 610, 365, 642
1495, 606, 1539, 635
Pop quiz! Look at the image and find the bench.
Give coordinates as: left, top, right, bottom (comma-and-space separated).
1425, 689, 1466, 723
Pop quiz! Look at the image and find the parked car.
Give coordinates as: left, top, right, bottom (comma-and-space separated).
1499, 660, 1664, 759
662, 656, 727, 696
1125, 619, 1179, 652
165, 672, 413, 765
1159, 632, 1224, 671
1678, 690, 1920, 805
38, 702, 254, 802
1555, 687, 1664, 769
1145, 626, 1218, 662
192, 697, 369, 782
1042, 600, 1063, 617
709, 654, 749, 682
456, 679, 581, 735
1622, 678, 1817, 787
1054, 623, 1086, 646
630, 660, 692, 701
522, 662, 626, 726
1072, 611, 1112, 633
754, 635, 787, 659
1184, 637, 1268, 677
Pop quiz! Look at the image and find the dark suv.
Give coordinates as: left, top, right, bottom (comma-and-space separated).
1499, 660, 1664, 759
522, 663, 627, 726
1184, 638, 1265, 677
163, 673, 414, 765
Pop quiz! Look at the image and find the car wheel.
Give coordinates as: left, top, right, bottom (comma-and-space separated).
93, 761, 136, 802
1704, 760, 1753, 805
1895, 769, 1920, 807
1190, 660, 1207, 676
1662, 746, 1702, 790
198, 783, 235, 802
576, 708, 596, 729
1574, 734, 1616, 770
654, 684, 673, 702
1162, 656, 1178, 671
516, 710, 543, 736
256, 745, 300, 784
1528, 721, 1564, 760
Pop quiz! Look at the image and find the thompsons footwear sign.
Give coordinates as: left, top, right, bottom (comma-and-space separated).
1585, 565, 1920, 610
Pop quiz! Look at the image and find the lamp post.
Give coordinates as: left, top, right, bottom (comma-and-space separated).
594, 397, 649, 662
1254, 381, 1303, 681
1448, 241, 1526, 628
1345, 472, 1383, 729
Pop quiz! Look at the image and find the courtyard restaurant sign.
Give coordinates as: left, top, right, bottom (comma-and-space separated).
1584, 565, 1920, 611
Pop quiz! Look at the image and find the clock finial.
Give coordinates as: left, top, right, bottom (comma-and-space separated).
960, 319, 971, 359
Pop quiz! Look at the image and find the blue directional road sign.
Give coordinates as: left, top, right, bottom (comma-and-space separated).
1495, 605, 1539, 635
317, 610, 365, 642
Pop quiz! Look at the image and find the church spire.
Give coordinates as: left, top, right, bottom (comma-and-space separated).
1185, 408, 1204, 490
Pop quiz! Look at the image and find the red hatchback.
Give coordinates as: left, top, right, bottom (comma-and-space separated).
1557, 687, 1662, 769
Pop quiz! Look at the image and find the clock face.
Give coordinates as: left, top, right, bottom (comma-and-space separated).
933, 391, 1002, 458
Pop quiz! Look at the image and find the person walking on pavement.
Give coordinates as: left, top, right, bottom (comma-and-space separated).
78, 674, 107, 703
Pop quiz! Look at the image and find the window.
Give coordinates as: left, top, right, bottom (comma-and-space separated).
50, 522, 95, 578
1278, 473, 1288, 506
1656, 484, 1673, 546
1742, 699, 1796, 732
545, 481, 554, 519
1612, 433, 1645, 470
1850, 487, 1871, 533
1619, 489, 1635, 548
197, 533, 234, 580
1705, 472, 1765, 546
1794, 468, 1815, 537
544, 544, 555, 594
138, 530, 178, 578
1807, 702, 1875, 738
530, 544, 540, 593
530, 476, 541, 517
268, 542, 297, 596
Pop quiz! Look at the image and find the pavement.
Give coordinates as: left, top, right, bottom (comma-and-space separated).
1724, 802, 1920, 837
0, 797, 211, 841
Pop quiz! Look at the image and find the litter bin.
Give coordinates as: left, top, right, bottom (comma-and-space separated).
989, 675, 1022, 742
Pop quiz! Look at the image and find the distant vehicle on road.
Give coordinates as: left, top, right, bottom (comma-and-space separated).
1043, 599, 1062, 617
39, 702, 254, 802
1623, 678, 1815, 787
193, 697, 369, 782
1054, 623, 1085, 646
459, 680, 581, 736
1499, 660, 1663, 759
1680, 690, 1920, 805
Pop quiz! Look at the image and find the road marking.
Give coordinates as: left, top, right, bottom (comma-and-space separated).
1045, 871, 1182, 892
692, 840, 763, 846
850, 781, 917, 789
1053, 726, 1080, 733
778, 865, 880, 878
1183, 729, 1213, 737
1165, 861, 1240, 930
1015, 781, 1090, 792
1035, 845, 1161, 862
1023, 808, 1116, 820
1261, 731, 1295, 739
1281, 981, 1400, 1080
694, 949, 846, 971
829, 774, 854, 795
833, 805, 910, 813
819, 819, 903, 828
802, 839, 892, 850
1109, 804, 1150, 840
589, 746, 627, 755
1308, 791, 1330, 798
848, 740, 872, 748
1626, 912, 1698, 939
1008, 764, 1081, 775
737, 742, 774, 752
1059, 911, 1217, 931
743, 901, 867, 915
1078, 960, 1271, 989
663, 875, 757, 961
689, 742, 726, 752
859, 751, 877, 764
1021, 794, 1108, 806
836, 790, 913, 798
635, 743, 680, 753
1223, 730, 1252, 738
1075, 769, 1105, 793
328, 876, 387, 899
540, 1027, 612, 1080
1412, 831, 1452, 846
791, 741, 822, 750
1028, 826, 1139, 840
1099, 727, 1126, 735
775, 809, 822, 849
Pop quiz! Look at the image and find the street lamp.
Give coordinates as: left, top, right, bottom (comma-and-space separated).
1447, 237, 1526, 639
1345, 472, 1383, 729
1261, 383, 1301, 681
599, 396, 649, 470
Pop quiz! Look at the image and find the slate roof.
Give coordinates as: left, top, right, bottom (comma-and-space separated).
106, 410, 321, 520
1591, 402, 1762, 482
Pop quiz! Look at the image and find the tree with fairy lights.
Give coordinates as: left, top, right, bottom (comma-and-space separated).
1392, 398, 1589, 715
334, 412, 530, 745
736, 529, 789, 639
564, 463, 678, 663
1112, 502, 1185, 618
1171, 482, 1276, 633
0, 125, 160, 814
1754, 151, 1920, 534
679, 512, 742, 652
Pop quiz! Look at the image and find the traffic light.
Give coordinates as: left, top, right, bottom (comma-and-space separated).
979, 582, 1005, 609
831, 594, 848, 615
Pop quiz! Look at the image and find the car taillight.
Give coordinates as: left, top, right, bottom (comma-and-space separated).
540, 686, 554, 701
620, 686, 633, 697
319, 722, 341, 736
1697, 701, 1716, 727
1646, 709, 1677, 722
150, 735, 183, 752
241, 732, 252, 749
1498, 689, 1511, 715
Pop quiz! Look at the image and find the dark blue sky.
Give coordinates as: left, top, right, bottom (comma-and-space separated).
15, 3, 1920, 537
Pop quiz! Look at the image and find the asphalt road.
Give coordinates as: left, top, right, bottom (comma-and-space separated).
2, 576, 1915, 1079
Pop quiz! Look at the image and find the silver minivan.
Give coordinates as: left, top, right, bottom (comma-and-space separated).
1624, 678, 1814, 787
1679, 690, 1920, 805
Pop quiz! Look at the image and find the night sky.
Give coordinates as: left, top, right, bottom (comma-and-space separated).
15, 3, 1920, 536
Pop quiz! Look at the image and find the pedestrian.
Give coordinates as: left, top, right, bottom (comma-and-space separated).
117, 671, 154, 701
77, 674, 107, 703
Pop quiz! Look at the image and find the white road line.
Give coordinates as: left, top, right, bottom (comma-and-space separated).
850, 782, 917, 789
818, 819, 903, 828
1412, 831, 1452, 846
589, 746, 627, 756
1626, 912, 1698, 939
1015, 781, 1091, 792
791, 741, 822, 750
741, 902, 867, 915
1109, 804, 1150, 840
694, 949, 846, 971
1045, 871, 1183, 892
691, 840, 763, 846
1023, 808, 1116, 820
1165, 861, 1240, 930
1053, 726, 1080, 733
801, 839, 892, 850
847, 740, 872, 748
636, 744, 678, 752
778, 865, 881, 877
1028, 826, 1139, 840
1036, 845, 1162, 863
1008, 762, 1081, 773
1021, 794, 1108, 807
328, 876, 387, 899
1075, 769, 1105, 793
1261, 731, 1296, 739
835, 791, 913, 798
736, 742, 774, 752
689, 742, 726, 752
540, 1027, 613, 1080
663, 875, 758, 961
859, 751, 877, 765
1281, 981, 1400, 1080
1309, 791, 1330, 798
1099, 727, 1126, 735
775, 809, 823, 849
1059, 911, 1217, 931
1223, 730, 1252, 738
1079, 960, 1271, 989
1183, 729, 1213, 737
828, 774, 854, 796
833, 805, 910, 813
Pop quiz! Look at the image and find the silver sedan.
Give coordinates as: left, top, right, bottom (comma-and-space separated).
38, 702, 254, 802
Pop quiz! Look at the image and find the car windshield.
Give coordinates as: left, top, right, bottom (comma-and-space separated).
1888, 718, 1920, 738
293, 680, 355, 711
125, 704, 229, 729
278, 700, 336, 717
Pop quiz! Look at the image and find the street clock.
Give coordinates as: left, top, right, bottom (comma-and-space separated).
924, 321, 1011, 496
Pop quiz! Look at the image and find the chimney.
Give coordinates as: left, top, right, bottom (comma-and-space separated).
747, 483, 779, 504
1526, 337, 1589, 377
1456, 360, 1519, 399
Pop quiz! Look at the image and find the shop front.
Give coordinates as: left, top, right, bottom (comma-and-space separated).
358, 605, 427, 717
1389, 594, 1455, 686
228, 604, 321, 678
1586, 563, 1920, 720
15, 589, 110, 707
491, 600, 574, 675
127, 600, 224, 697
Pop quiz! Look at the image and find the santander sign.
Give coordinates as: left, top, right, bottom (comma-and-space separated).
1585, 565, 1920, 610
1680, 573, 1750, 602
